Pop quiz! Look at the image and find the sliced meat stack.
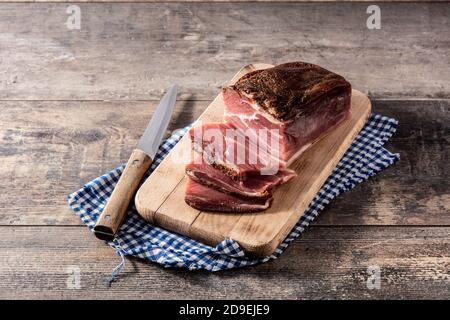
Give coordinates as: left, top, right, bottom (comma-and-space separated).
184, 62, 352, 213
185, 178, 273, 213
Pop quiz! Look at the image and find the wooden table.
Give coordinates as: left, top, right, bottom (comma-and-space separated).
0, 1, 448, 299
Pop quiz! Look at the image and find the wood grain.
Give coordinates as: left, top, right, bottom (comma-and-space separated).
0, 226, 448, 299
0, 2, 449, 100
0, 100, 448, 226
0, 100, 204, 225
318, 100, 450, 226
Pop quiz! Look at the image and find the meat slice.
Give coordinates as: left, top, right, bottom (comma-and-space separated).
186, 158, 296, 199
185, 177, 272, 213
223, 62, 352, 163
189, 122, 284, 180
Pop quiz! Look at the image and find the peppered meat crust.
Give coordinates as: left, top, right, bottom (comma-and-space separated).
230, 62, 351, 121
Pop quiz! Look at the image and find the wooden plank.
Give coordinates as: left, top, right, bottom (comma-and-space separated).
0, 100, 448, 226
0, 3, 449, 100
0, 226, 448, 299
0, 100, 205, 225
318, 100, 450, 226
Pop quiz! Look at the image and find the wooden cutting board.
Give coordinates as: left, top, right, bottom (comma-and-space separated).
135, 63, 371, 258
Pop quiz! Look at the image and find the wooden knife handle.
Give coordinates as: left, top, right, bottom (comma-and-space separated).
93, 149, 153, 241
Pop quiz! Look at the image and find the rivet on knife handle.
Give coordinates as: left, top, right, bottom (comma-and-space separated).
94, 149, 153, 241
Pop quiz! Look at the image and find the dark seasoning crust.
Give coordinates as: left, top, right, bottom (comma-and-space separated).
230, 62, 352, 121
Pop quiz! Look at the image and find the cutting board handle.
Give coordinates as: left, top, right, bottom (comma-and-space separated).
93, 149, 152, 241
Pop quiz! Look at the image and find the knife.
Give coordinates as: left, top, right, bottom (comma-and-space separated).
93, 84, 178, 241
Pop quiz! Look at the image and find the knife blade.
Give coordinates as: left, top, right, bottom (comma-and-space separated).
137, 84, 178, 159
93, 84, 178, 241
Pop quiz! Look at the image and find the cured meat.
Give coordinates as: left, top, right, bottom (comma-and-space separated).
230, 62, 351, 121
189, 123, 284, 180
184, 61, 352, 213
223, 62, 351, 163
186, 158, 296, 199
185, 178, 272, 212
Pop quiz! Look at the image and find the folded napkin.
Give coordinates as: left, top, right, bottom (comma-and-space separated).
68, 114, 399, 276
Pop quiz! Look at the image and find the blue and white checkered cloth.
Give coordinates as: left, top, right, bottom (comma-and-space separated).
68, 114, 399, 273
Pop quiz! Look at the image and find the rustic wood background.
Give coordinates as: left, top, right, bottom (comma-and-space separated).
0, 1, 448, 299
